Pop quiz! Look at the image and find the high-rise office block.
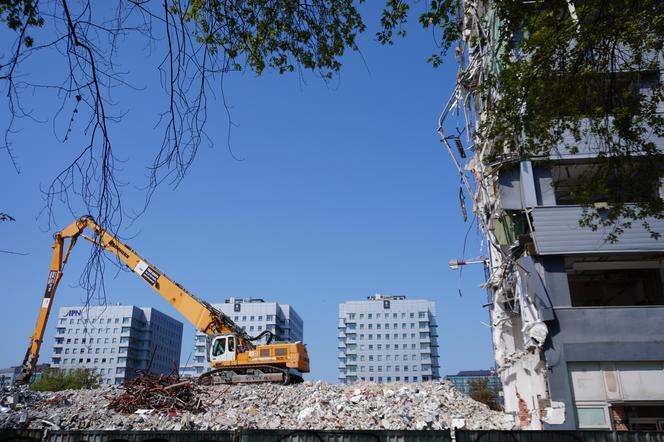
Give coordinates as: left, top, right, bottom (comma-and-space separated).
50, 305, 183, 385
189, 298, 304, 375
338, 295, 440, 383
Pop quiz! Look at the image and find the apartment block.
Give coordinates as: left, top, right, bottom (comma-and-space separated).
438, 1, 664, 430
50, 305, 183, 385
338, 295, 440, 384
189, 298, 304, 375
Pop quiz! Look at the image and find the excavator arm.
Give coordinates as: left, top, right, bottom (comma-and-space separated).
15, 216, 257, 384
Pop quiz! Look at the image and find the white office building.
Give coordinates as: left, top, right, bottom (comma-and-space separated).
189, 298, 304, 375
338, 295, 440, 383
50, 305, 183, 385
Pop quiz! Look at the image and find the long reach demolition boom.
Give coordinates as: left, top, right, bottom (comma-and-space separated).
16, 216, 309, 385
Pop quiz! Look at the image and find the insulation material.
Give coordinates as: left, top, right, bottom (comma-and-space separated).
515, 272, 548, 347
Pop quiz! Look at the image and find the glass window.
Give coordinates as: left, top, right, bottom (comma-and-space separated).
577, 407, 609, 428
212, 338, 226, 356
250, 316, 255, 321
228, 337, 235, 352
122, 317, 130, 324
368, 314, 372, 319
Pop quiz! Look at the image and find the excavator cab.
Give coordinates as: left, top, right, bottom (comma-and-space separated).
208, 335, 236, 363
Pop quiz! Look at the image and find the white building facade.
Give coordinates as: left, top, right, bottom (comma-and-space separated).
338, 295, 440, 383
50, 305, 183, 385
189, 298, 304, 375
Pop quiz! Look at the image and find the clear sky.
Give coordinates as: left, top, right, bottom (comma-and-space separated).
0, 4, 494, 383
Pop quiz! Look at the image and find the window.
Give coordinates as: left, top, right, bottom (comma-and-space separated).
368, 324, 372, 329
369, 355, 374, 361
368, 345, 373, 350
385, 323, 389, 329
551, 156, 661, 206
347, 313, 355, 319
250, 316, 255, 321
576, 407, 610, 429
359, 314, 364, 319
419, 312, 426, 318
368, 314, 372, 319
122, 317, 130, 324
74, 338, 79, 344
566, 257, 664, 307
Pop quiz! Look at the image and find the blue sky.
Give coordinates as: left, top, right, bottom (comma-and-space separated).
0, 4, 494, 382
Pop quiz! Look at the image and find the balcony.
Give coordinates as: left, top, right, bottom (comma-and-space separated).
531, 205, 664, 255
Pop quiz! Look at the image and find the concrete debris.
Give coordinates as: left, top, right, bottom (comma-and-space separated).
1, 380, 515, 431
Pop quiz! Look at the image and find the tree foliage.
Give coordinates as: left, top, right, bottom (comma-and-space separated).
468, 378, 501, 411
483, 0, 663, 239
30, 368, 100, 391
1, 0, 661, 261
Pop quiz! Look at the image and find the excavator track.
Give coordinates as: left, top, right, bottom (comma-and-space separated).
198, 365, 304, 386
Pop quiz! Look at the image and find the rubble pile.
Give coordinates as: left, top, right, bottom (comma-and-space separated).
1, 380, 515, 431
107, 374, 205, 414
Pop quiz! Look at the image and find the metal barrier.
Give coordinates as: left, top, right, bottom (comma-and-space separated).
2, 430, 664, 442
0, 430, 453, 442
455, 430, 664, 442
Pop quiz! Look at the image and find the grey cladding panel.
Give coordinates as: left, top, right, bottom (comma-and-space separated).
531, 206, 664, 254
498, 168, 522, 210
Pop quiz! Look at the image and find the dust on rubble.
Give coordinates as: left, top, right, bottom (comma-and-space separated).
1, 379, 515, 431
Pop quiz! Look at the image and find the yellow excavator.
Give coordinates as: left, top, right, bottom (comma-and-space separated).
15, 216, 309, 385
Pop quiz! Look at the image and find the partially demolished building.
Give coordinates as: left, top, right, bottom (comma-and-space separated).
440, 1, 664, 431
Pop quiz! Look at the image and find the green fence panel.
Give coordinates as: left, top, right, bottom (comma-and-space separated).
239, 430, 450, 442
45, 431, 236, 442
0, 429, 44, 442
456, 431, 664, 442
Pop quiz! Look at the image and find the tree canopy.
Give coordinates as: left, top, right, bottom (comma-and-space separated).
2, 0, 662, 242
